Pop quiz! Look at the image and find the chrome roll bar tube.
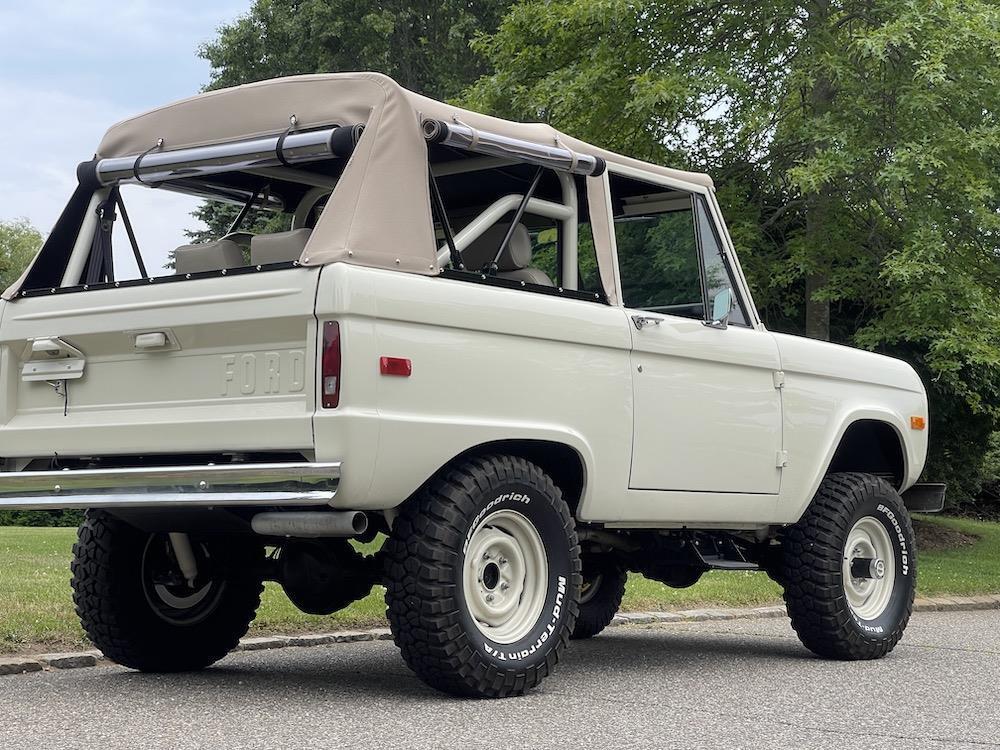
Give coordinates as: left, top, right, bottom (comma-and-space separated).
422, 119, 605, 177
85, 125, 363, 188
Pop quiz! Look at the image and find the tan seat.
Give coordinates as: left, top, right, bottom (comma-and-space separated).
250, 228, 312, 266
459, 223, 554, 286
173, 239, 245, 275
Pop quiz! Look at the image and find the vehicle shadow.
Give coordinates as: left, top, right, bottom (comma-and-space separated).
90, 625, 814, 701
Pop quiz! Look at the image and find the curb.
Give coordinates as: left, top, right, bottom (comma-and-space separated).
1, 595, 996, 678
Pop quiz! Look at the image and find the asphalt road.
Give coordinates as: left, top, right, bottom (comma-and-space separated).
2, 610, 998, 750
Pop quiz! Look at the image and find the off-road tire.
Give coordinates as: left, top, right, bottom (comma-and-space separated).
71, 511, 265, 672
571, 555, 626, 640
780, 472, 916, 660
383, 454, 581, 698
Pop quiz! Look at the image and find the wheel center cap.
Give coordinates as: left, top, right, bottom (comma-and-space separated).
872, 559, 886, 580
849, 556, 886, 581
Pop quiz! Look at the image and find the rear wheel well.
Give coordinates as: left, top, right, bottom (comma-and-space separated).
430, 440, 586, 516
827, 420, 905, 489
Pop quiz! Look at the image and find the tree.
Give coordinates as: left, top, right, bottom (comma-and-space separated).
0, 218, 43, 291
190, 0, 513, 240
201, 0, 511, 100
465, 0, 1000, 507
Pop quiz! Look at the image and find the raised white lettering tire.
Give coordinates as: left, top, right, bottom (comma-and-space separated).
780, 472, 917, 659
383, 454, 581, 697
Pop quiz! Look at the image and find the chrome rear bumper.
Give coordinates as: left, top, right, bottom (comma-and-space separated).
0, 462, 341, 510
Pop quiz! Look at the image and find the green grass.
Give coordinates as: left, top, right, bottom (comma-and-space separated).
2, 515, 999, 654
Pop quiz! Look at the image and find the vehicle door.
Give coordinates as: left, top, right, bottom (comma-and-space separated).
612, 170, 784, 494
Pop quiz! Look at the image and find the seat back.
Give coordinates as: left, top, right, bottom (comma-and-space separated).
250, 228, 312, 266
460, 223, 553, 286
173, 239, 245, 275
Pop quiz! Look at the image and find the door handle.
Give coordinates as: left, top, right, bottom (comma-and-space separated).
134, 332, 168, 349
631, 315, 663, 330
127, 328, 179, 352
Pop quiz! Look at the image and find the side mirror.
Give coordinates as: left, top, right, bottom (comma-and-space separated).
704, 288, 733, 330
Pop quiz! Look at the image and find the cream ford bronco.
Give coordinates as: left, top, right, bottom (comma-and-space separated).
0, 73, 943, 698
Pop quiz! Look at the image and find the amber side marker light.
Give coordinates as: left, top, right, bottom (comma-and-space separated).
910, 416, 927, 431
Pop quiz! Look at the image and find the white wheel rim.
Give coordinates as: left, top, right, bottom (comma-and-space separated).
463, 509, 548, 645
842, 516, 895, 620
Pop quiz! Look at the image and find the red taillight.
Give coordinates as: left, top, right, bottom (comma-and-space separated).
321, 321, 341, 408
380, 356, 412, 377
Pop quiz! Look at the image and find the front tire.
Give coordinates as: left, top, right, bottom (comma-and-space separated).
383, 455, 581, 698
71, 511, 265, 672
780, 473, 916, 660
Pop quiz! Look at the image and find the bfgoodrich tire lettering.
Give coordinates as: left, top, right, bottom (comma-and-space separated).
383, 454, 581, 697
780, 472, 917, 660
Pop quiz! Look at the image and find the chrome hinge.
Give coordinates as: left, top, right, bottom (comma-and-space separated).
772, 370, 785, 389
776, 450, 789, 468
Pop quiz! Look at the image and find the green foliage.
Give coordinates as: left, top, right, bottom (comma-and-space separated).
0, 510, 83, 528
0, 218, 43, 291
466, 0, 1000, 509
200, 0, 511, 99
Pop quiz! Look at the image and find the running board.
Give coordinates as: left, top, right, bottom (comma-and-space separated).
0, 462, 341, 510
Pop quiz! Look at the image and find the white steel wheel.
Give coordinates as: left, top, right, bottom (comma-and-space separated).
842, 516, 896, 620
462, 509, 548, 645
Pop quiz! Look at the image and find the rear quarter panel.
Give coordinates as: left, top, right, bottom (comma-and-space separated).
313, 264, 633, 518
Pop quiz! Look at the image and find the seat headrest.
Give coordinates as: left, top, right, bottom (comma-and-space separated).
459, 223, 532, 271
173, 239, 245, 275
250, 228, 312, 266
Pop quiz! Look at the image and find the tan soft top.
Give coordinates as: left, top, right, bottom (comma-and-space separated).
6, 73, 713, 301
98, 72, 712, 186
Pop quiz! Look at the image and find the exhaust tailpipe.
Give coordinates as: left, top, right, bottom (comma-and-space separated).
251, 510, 368, 538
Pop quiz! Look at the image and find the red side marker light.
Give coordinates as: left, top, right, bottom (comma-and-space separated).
321, 321, 341, 409
380, 357, 412, 377
910, 416, 926, 431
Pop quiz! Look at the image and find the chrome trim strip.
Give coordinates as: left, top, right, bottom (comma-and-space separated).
0, 462, 341, 509
0, 491, 336, 511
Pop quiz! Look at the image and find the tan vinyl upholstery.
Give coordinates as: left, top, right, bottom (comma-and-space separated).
250, 228, 312, 266
173, 240, 244, 275
459, 223, 554, 286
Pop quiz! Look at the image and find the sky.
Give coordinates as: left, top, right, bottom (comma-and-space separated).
0, 0, 253, 274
